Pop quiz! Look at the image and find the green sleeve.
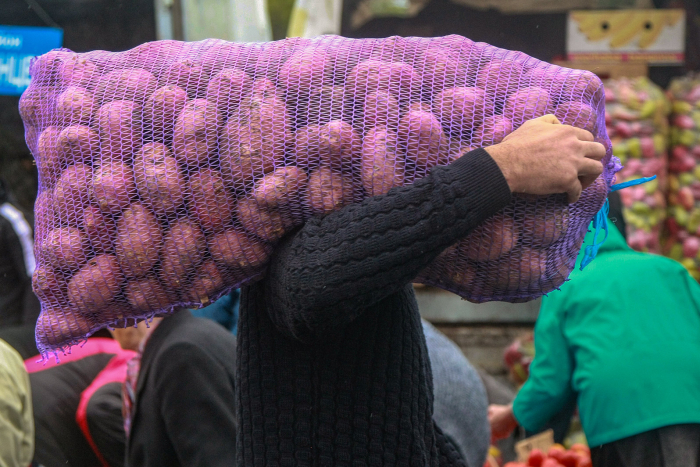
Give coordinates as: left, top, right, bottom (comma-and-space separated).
512, 295, 576, 433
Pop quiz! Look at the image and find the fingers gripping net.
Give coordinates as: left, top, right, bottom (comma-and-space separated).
22, 36, 614, 354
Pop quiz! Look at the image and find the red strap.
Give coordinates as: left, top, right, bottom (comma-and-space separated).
75, 348, 136, 467
24, 338, 126, 373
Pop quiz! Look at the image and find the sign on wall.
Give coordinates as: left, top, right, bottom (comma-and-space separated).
567, 9, 685, 64
0, 25, 63, 95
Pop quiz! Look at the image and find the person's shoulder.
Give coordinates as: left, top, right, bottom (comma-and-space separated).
153, 315, 235, 362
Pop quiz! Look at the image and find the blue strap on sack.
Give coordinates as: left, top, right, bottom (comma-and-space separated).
580, 175, 656, 270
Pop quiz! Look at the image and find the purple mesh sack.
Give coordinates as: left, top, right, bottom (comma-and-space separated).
22, 35, 616, 355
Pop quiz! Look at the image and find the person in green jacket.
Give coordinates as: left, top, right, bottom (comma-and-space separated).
489, 197, 700, 467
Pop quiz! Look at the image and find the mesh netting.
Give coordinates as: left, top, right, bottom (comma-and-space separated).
22, 36, 615, 354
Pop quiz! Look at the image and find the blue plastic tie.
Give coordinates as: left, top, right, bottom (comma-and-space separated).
579, 175, 657, 271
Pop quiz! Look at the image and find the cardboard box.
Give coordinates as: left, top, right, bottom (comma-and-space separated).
567, 9, 685, 64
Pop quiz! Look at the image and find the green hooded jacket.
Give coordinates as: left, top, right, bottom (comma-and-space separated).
512, 223, 700, 447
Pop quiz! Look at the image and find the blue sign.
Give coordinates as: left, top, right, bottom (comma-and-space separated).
0, 25, 63, 95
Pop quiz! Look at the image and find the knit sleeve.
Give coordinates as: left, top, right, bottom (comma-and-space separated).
264, 149, 512, 342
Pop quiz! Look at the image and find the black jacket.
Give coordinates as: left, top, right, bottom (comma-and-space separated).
238, 149, 511, 466
126, 309, 238, 467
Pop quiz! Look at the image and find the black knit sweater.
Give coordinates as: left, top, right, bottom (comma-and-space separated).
237, 149, 512, 467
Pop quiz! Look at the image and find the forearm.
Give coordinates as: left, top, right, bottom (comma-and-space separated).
265, 148, 511, 341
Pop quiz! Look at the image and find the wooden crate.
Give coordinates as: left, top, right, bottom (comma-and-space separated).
553, 60, 648, 79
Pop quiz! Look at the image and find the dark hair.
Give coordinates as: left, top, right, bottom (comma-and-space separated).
607, 190, 627, 241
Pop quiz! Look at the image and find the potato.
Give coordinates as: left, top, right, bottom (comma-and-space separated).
53, 164, 94, 225
172, 99, 222, 167
159, 219, 206, 289
471, 116, 513, 147
30, 50, 73, 85
303, 85, 347, 126
125, 275, 174, 312
370, 36, 416, 62
96, 100, 143, 160
201, 42, 244, 77
67, 254, 123, 313
57, 125, 99, 165
503, 87, 553, 122
279, 49, 332, 96
398, 110, 447, 171
206, 68, 253, 117
433, 87, 493, 137
475, 59, 525, 100
306, 167, 354, 216
345, 60, 421, 104
554, 102, 597, 134
143, 85, 189, 143
94, 68, 158, 104
81, 205, 116, 254
522, 205, 569, 248
491, 247, 547, 293
32, 265, 67, 303
122, 40, 185, 76
236, 198, 287, 242
133, 143, 185, 216
36, 308, 92, 348
420, 47, 465, 94
208, 229, 272, 271
318, 120, 361, 171
361, 127, 405, 196
253, 37, 307, 80
115, 203, 162, 277
39, 226, 86, 270
250, 78, 282, 99
188, 169, 235, 231
462, 213, 519, 262
92, 161, 136, 214
219, 116, 284, 190
36, 126, 63, 185
19, 86, 57, 127
161, 59, 208, 98
59, 55, 99, 88
558, 69, 604, 105
403, 101, 432, 115
34, 190, 57, 237
99, 299, 139, 328
252, 166, 307, 208
363, 91, 401, 130
184, 260, 226, 306
447, 139, 477, 163
56, 86, 96, 125
294, 125, 324, 170
542, 253, 573, 291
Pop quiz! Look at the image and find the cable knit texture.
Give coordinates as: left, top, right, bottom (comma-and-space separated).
237, 149, 512, 467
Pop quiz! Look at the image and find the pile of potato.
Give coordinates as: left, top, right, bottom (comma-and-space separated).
606, 77, 669, 253
21, 36, 611, 351
664, 75, 700, 279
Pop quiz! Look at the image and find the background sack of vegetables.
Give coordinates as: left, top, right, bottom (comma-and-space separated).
21, 35, 614, 355
664, 75, 700, 279
606, 77, 670, 254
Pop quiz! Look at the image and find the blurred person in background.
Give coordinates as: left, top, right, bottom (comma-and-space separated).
0, 338, 33, 467
190, 288, 240, 335
0, 177, 38, 328
488, 192, 700, 467
124, 309, 237, 467
423, 320, 491, 467
27, 329, 135, 467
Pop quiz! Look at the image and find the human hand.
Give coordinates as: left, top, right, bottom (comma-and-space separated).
488, 403, 518, 443
486, 115, 606, 203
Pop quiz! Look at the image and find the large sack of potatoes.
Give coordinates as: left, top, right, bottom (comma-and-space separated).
22, 36, 617, 355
